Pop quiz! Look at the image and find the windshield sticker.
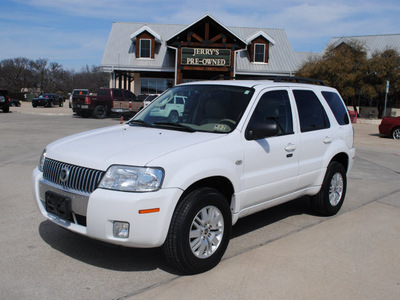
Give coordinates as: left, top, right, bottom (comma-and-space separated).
214, 124, 229, 132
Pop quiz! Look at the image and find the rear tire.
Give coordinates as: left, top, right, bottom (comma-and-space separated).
311, 161, 347, 216
392, 127, 400, 140
162, 187, 231, 274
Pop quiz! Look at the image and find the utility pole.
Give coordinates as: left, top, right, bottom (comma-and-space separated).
383, 81, 389, 117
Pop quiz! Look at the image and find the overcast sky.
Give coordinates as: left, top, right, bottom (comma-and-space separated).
1, 0, 399, 70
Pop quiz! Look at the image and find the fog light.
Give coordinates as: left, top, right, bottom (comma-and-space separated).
113, 221, 129, 238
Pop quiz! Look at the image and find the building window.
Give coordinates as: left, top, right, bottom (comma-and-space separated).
254, 44, 265, 63
140, 39, 151, 58
141, 78, 173, 94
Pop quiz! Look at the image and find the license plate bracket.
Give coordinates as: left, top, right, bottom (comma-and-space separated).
45, 191, 72, 220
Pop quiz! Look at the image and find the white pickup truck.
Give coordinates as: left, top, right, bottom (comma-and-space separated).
33, 79, 355, 274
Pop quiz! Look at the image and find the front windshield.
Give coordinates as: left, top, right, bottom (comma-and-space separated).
131, 84, 254, 133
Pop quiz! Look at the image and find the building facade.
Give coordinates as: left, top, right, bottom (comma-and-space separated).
101, 14, 307, 95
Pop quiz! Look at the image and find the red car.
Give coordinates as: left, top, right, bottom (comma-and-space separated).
379, 116, 400, 140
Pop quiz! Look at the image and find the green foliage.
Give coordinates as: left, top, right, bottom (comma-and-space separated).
296, 41, 400, 110
0, 57, 108, 97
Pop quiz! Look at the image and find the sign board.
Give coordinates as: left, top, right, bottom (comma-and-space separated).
181, 48, 231, 67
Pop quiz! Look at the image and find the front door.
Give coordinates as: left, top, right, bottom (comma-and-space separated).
240, 89, 300, 210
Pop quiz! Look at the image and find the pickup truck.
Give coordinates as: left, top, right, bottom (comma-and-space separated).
72, 88, 136, 119
112, 92, 143, 117
69, 89, 89, 108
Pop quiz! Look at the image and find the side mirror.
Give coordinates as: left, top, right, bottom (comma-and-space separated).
246, 119, 279, 140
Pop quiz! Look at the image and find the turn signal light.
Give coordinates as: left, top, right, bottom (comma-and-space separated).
139, 208, 160, 214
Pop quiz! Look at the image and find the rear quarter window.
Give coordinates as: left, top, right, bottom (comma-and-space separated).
321, 91, 350, 125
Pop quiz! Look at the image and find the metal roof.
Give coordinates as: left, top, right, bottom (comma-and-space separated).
324, 34, 400, 57
101, 17, 305, 76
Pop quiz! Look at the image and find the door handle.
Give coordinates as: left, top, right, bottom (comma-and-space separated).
323, 136, 333, 144
285, 143, 296, 152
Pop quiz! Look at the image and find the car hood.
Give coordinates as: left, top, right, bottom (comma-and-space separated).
45, 124, 223, 170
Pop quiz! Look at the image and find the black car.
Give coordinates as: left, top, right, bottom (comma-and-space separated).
0, 89, 11, 113
32, 94, 63, 107
11, 99, 21, 107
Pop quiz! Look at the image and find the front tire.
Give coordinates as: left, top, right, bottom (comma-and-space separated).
168, 110, 179, 123
162, 187, 232, 274
311, 161, 347, 216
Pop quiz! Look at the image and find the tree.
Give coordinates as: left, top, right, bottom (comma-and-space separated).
0, 57, 33, 93
296, 41, 400, 116
0, 57, 109, 98
297, 41, 369, 107
365, 49, 400, 113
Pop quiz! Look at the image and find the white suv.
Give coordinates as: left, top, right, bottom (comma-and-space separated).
32, 79, 355, 274
149, 95, 186, 122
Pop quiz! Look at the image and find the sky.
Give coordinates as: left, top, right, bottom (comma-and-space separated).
1, 0, 400, 70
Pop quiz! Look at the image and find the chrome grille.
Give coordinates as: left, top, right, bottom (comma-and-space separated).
43, 158, 105, 194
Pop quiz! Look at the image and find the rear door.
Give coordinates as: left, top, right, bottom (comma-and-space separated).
291, 88, 332, 189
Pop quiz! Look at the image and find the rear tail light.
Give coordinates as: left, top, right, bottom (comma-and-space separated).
129, 102, 132, 109
85, 96, 90, 104
6, 96, 11, 103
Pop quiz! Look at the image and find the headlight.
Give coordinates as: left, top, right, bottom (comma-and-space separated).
38, 149, 46, 172
98, 165, 164, 192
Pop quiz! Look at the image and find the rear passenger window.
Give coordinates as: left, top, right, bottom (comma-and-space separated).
293, 90, 330, 132
321, 91, 350, 125
113, 89, 123, 98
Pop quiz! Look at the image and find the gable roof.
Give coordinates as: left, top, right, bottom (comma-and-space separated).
129, 25, 162, 42
324, 34, 400, 57
166, 14, 246, 47
245, 30, 276, 45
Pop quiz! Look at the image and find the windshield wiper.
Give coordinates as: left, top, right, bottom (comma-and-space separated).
153, 122, 196, 132
128, 119, 153, 127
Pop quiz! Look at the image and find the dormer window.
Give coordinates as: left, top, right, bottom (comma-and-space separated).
254, 44, 266, 63
246, 31, 275, 64
130, 26, 161, 60
140, 39, 151, 58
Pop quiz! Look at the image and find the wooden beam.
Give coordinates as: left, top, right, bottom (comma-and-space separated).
210, 34, 222, 43
192, 33, 204, 43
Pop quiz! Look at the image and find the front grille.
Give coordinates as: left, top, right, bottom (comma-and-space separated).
43, 158, 105, 194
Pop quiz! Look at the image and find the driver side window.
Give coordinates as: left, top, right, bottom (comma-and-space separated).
249, 90, 293, 136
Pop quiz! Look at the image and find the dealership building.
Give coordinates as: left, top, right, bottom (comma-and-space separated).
101, 14, 310, 95
101, 14, 400, 98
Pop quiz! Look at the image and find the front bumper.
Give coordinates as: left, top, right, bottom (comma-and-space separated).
32, 167, 183, 248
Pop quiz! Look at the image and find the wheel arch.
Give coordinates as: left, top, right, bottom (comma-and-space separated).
179, 176, 234, 207
330, 152, 349, 172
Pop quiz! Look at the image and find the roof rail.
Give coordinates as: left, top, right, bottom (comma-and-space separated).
211, 75, 326, 86
269, 76, 326, 86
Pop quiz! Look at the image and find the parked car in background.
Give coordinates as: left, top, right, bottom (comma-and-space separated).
111, 90, 142, 116
32, 94, 63, 107
11, 99, 21, 107
69, 89, 89, 108
0, 89, 11, 112
143, 94, 160, 107
72, 88, 136, 119
149, 95, 186, 122
379, 116, 400, 140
